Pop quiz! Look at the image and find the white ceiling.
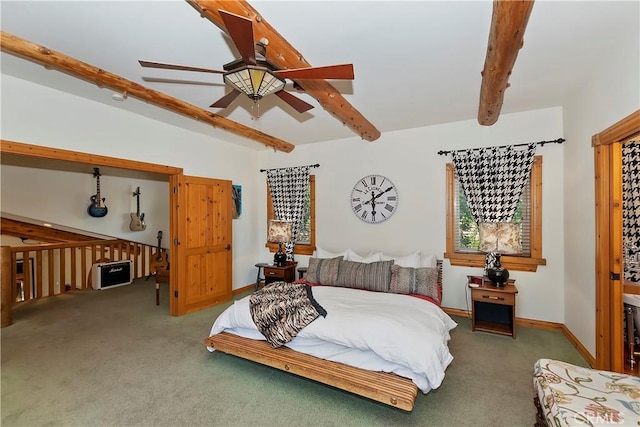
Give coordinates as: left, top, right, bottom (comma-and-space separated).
1, 1, 637, 150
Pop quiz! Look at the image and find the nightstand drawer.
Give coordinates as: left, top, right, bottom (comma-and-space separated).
472, 289, 515, 305
264, 267, 286, 279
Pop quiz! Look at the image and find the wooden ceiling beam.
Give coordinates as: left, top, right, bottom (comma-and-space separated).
0, 31, 295, 153
186, 0, 381, 142
478, 0, 534, 126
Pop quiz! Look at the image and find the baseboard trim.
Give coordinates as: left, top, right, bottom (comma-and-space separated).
233, 284, 255, 296
442, 306, 595, 367
559, 324, 596, 367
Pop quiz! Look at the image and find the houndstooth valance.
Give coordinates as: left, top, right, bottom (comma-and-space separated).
266, 166, 310, 260
624, 141, 640, 283
452, 143, 536, 224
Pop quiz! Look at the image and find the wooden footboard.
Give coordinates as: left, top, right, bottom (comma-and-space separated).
205, 332, 418, 411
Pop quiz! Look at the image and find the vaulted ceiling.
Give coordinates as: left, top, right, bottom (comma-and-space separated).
1, 1, 637, 151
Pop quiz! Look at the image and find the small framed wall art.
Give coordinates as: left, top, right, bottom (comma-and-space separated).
232, 184, 242, 219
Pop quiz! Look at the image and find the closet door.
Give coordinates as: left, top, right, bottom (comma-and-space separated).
621, 137, 640, 374
171, 175, 233, 316
594, 110, 640, 372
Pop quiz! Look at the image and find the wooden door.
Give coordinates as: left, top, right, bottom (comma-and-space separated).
171, 175, 232, 315
594, 110, 640, 371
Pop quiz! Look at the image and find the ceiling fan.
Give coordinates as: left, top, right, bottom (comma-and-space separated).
139, 9, 355, 114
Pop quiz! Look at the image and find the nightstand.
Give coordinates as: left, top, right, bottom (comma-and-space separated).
470, 279, 518, 338
263, 262, 297, 286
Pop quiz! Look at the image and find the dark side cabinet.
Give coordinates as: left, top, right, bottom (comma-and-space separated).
263, 262, 297, 285
470, 281, 518, 338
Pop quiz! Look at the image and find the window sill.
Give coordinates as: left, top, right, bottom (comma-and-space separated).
265, 242, 315, 256
444, 252, 546, 272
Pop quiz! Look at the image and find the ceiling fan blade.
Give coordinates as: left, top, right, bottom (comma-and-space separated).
275, 91, 314, 113
219, 10, 256, 66
275, 64, 354, 80
139, 60, 225, 74
210, 90, 242, 109
142, 77, 223, 87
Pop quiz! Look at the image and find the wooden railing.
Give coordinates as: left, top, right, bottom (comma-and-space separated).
5, 239, 161, 304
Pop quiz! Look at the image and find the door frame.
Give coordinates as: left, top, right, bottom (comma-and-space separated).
593, 110, 640, 371
0, 139, 184, 315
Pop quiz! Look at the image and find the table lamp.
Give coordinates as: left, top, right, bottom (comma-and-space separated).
479, 222, 521, 286
268, 219, 293, 266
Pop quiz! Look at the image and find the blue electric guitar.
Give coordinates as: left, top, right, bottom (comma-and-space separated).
87, 167, 108, 218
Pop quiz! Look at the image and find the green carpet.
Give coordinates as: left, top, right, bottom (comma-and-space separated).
1, 278, 586, 426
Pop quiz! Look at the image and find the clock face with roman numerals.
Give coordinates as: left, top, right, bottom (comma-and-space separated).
350, 174, 398, 224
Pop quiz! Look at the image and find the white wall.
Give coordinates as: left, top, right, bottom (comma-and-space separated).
562, 5, 640, 357
258, 107, 566, 323
1, 165, 170, 247
1, 75, 262, 290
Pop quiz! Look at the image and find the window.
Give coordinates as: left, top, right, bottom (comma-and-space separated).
445, 156, 545, 272
266, 175, 315, 256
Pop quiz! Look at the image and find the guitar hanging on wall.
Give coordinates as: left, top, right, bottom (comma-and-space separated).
150, 230, 169, 275
87, 167, 108, 218
129, 187, 146, 231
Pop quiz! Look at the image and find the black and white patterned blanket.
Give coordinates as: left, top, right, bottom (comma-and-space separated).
249, 282, 327, 348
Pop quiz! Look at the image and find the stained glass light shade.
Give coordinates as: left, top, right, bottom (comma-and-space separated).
224, 66, 286, 101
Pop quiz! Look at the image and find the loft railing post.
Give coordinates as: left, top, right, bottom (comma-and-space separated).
1, 246, 14, 327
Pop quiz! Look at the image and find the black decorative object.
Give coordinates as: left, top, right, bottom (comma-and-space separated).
273, 243, 288, 266
486, 253, 509, 287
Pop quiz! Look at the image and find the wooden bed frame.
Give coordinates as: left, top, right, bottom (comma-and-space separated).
204, 260, 443, 412
205, 332, 418, 411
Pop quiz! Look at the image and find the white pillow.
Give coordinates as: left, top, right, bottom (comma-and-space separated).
381, 251, 421, 268
347, 249, 383, 263
314, 247, 349, 260
420, 253, 438, 268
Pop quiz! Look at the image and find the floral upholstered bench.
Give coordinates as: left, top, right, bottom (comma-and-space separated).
533, 358, 640, 426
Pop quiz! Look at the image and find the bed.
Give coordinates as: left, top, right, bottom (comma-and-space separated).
205, 257, 456, 411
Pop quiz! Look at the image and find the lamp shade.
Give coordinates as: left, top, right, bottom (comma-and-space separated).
268, 220, 293, 243
478, 222, 522, 254
224, 66, 286, 101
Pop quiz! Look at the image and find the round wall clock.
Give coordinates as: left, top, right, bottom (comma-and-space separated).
350, 174, 398, 224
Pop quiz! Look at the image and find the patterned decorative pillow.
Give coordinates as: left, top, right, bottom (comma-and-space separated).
390, 265, 440, 304
478, 222, 522, 254
336, 259, 394, 292
305, 256, 342, 286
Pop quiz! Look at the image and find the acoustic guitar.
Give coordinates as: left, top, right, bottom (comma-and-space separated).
150, 230, 169, 274
87, 167, 108, 218
129, 187, 146, 231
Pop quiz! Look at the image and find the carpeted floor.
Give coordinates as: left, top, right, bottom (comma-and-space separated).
1, 278, 587, 426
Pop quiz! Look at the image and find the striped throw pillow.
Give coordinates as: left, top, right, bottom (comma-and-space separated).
305, 256, 342, 286
390, 265, 440, 304
336, 259, 394, 292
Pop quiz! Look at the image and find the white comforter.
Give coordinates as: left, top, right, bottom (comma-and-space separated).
208, 285, 457, 393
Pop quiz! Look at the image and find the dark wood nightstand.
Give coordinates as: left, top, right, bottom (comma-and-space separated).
470, 279, 518, 338
263, 262, 297, 286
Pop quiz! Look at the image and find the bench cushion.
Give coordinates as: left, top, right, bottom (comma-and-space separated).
533, 358, 640, 426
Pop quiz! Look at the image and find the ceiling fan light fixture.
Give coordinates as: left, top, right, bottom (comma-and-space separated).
224, 65, 285, 101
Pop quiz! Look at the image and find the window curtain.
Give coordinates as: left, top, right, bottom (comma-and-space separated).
623, 141, 640, 283
452, 143, 536, 223
266, 166, 310, 260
